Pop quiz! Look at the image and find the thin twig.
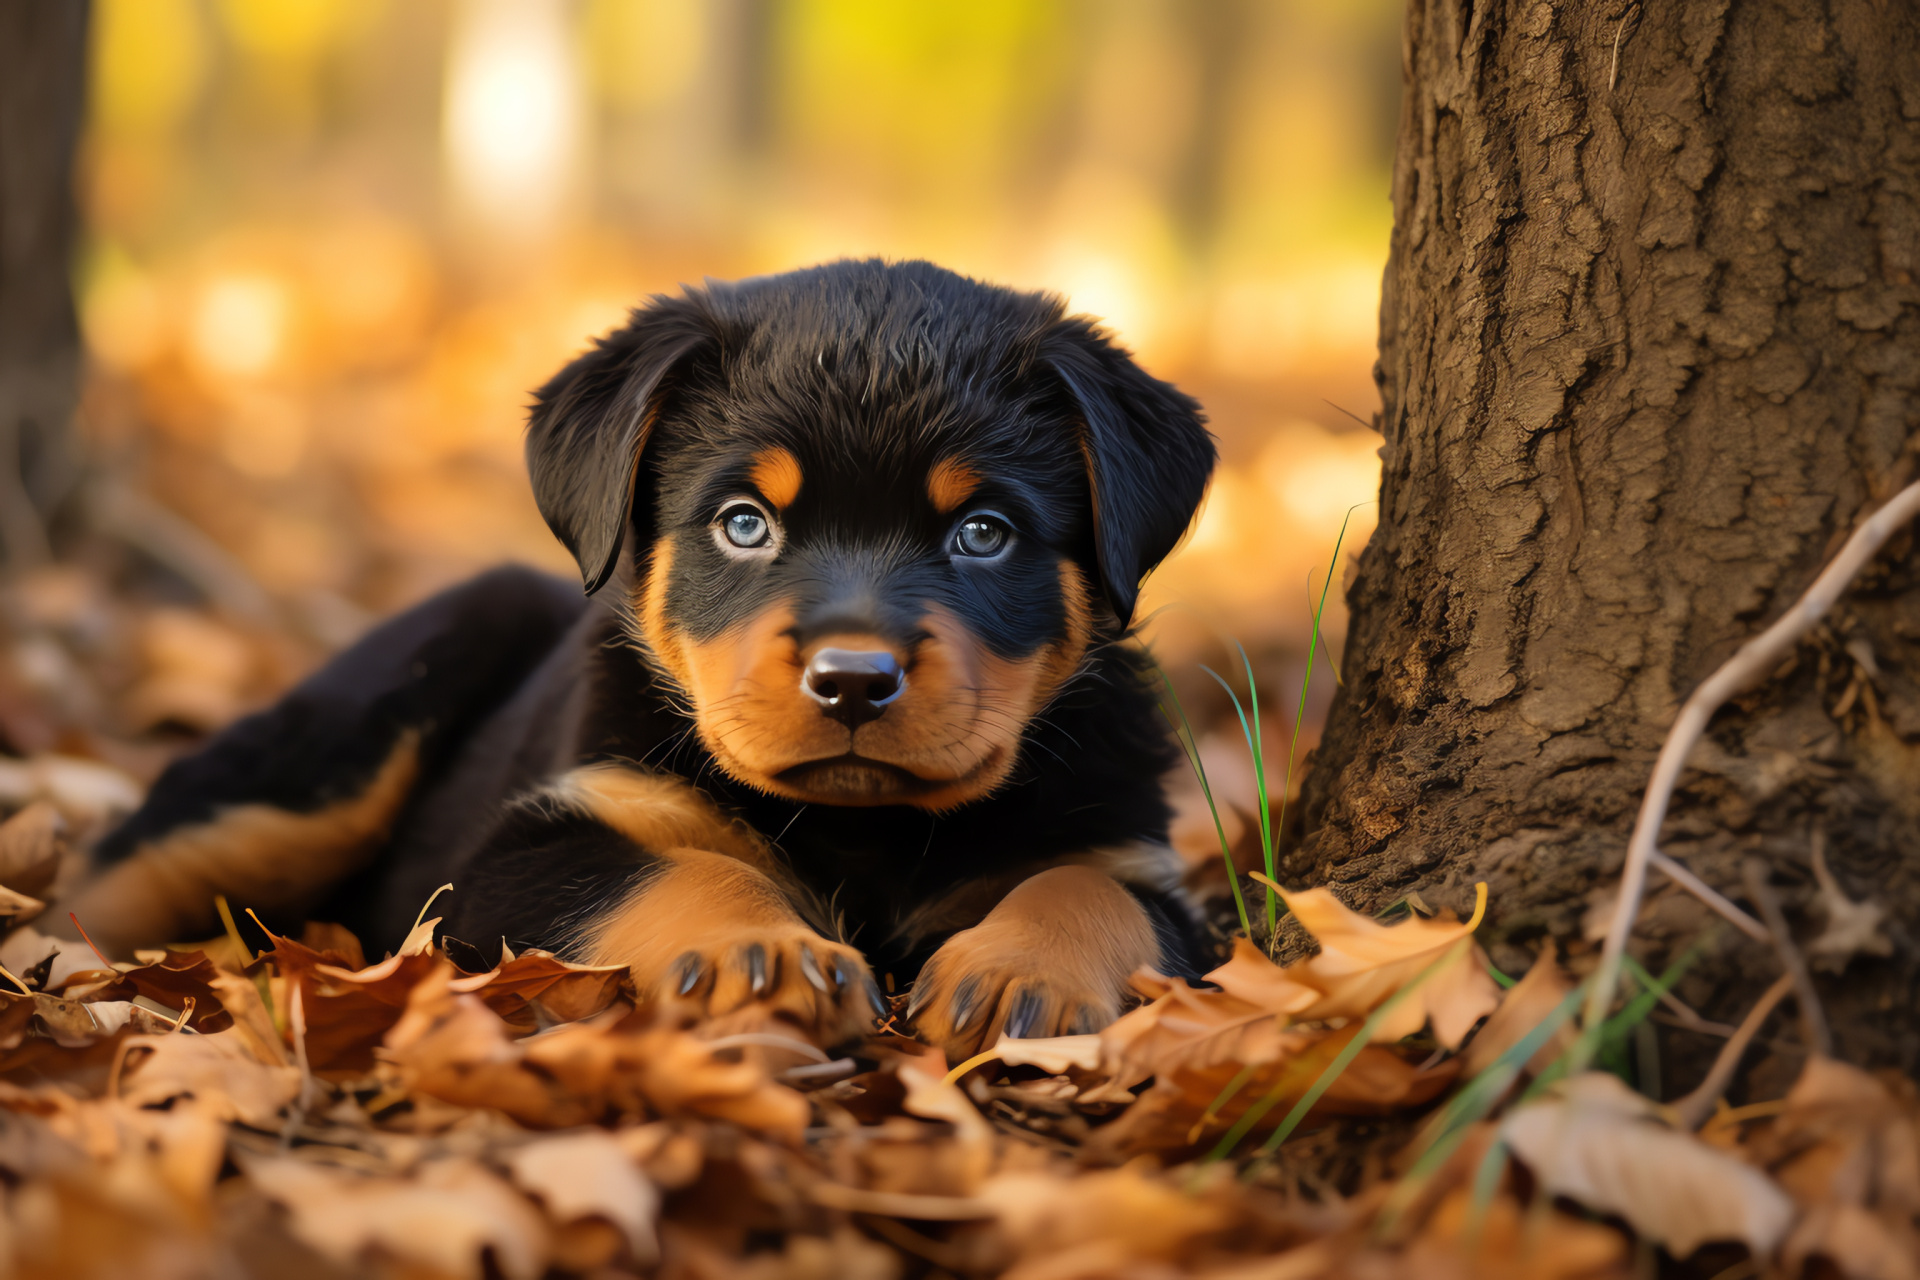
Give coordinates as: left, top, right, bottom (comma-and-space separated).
1583, 479, 1920, 1054
1649, 850, 1771, 942
1608, 5, 1639, 93
1742, 859, 1833, 1057
1653, 987, 1738, 1036
1671, 974, 1793, 1130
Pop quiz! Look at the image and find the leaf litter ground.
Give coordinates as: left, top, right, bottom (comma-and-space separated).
1, 550, 1916, 1279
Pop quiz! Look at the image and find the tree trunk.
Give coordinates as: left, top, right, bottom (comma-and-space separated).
0, 2, 89, 569
1295, 0, 1920, 1084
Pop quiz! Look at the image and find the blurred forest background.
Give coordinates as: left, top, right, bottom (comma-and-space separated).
19, 0, 1399, 845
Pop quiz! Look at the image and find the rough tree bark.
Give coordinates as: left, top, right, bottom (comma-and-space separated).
0, 2, 89, 569
1295, 0, 1920, 1084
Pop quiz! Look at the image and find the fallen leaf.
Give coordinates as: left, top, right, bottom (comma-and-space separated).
1276, 887, 1501, 1047
69, 949, 233, 1033
0, 883, 42, 928
259, 927, 440, 1073
1090, 1024, 1457, 1158
1502, 1072, 1795, 1258
244, 1153, 551, 1280
119, 1030, 302, 1127
384, 967, 811, 1137
0, 799, 65, 896
1462, 954, 1576, 1078
507, 1128, 660, 1265
1397, 1185, 1631, 1280
452, 948, 627, 1024
985, 1033, 1104, 1075
1101, 973, 1294, 1082
1781, 1201, 1920, 1280
0, 754, 143, 828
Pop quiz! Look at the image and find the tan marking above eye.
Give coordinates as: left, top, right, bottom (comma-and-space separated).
926, 457, 982, 514
749, 447, 804, 509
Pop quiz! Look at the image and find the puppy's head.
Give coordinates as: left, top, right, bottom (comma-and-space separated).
528, 260, 1213, 810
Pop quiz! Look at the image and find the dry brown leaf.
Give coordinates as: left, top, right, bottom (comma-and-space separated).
260, 928, 441, 1073
0, 753, 143, 827
986, 1032, 1104, 1074
70, 948, 234, 1033
298, 919, 367, 970
453, 947, 628, 1023
1391, 1185, 1631, 1280
1090, 1023, 1457, 1158
1782, 1201, 1920, 1280
1276, 887, 1500, 1047
244, 1153, 551, 1280
981, 1163, 1306, 1279
1101, 976, 1293, 1082
663, 1223, 902, 1280
507, 1128, 660, 1266
1762, 1056, 1920, 1212
384, 966, 811, 1137
1502, 1072, 1794, 1258
203, 967, 289, 1066
119, 1030, 301, 1127
0, 799, 65, 897
1461, 953, 1576, 1078
0, 882, 43, 928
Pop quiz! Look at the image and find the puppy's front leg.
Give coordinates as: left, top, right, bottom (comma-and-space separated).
448, 764, 883, 1045
583, 846, 884, 1042
906, 864, 1167, 1059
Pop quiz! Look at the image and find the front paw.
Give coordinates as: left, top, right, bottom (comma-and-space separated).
905, 927, 1122, 1061
649, 925, 886, 1047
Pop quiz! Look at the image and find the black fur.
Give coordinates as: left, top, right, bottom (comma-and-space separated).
97, 259, 1217, 993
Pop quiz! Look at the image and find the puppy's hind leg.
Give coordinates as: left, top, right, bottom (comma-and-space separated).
64, 567, 584, 954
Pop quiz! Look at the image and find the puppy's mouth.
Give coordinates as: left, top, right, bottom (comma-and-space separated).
772, 750, 1004, 806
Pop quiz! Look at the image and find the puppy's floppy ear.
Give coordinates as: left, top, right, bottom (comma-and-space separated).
1042, 318, 1216, 625
527, 295, 712, 595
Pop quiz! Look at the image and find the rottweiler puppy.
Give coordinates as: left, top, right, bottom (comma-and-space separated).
65, 259, 1217, 1057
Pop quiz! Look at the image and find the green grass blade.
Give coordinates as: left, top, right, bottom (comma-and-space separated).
1269, 505, 1360, 944
1252, 937, 1472, 1158
1201, 937, 1467, 1166
1200, 662, 1277, 930
1158, 669, 1251, 937
1234, 642, 1277, 930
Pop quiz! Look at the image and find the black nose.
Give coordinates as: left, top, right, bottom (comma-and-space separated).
802, 648, 904, 728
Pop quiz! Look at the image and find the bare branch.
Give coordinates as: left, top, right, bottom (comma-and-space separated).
1670, 974, 1793, 1131
1648, 850, 1771, 942
1583, 478, 1920, 1049
1742, 859, 1832, 1058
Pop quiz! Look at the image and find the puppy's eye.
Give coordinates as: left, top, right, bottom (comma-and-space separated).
951, 513, 1011, 559
715, 501, 775, 553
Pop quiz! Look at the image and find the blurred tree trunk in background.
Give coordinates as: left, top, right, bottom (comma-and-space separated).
0, 2, 89, 569
1296, 0, 1920, 1085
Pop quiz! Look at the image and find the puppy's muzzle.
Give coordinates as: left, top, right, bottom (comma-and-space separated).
802, 647, 905, 729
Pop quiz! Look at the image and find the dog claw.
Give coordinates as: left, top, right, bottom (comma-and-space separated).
746, 944, 768, 994
1005, 987, 1043, 1040
673, 952, 704, 996
830, 958, 851, 991
949, 976, 981, 1034
799, 945, 829, 992
864, 975, 888, 1019
1068, 1004, 1098, 1036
